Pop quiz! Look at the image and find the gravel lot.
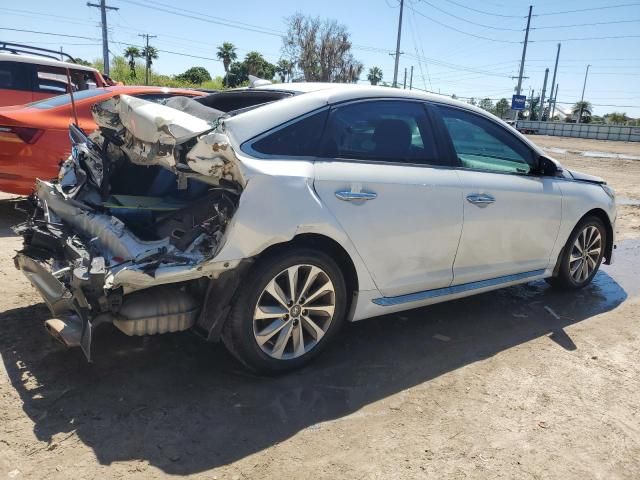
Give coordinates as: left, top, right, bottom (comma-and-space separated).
1, 135, 639, 479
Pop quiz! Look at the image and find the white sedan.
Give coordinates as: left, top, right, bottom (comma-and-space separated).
14, 83, 616, 373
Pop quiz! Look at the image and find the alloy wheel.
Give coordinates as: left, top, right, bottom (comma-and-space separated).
253, 264, 336, 360
569, 225, 602, 283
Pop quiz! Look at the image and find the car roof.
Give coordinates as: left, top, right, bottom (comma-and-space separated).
0, 52, 100, 73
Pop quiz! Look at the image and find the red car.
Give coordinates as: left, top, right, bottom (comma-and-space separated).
0, 86, 204, 195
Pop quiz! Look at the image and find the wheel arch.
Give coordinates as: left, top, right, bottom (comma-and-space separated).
582, 208, 614, 265
255, 233, 360, 300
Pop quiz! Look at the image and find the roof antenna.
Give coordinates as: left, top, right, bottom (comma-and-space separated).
65, 67, 79, 126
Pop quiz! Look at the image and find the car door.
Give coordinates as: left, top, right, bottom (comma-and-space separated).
432, 103, 562, 285
313, 99, 463, 297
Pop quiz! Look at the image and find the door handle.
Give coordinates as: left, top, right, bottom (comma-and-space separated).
466, 193, 496, 205
335, 191, 377, 201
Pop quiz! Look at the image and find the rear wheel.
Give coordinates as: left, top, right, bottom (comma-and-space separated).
222, 248, 347, 374
547, 216, 606, 289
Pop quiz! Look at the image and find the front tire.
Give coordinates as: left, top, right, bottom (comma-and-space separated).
222, 247, 347, 374
547, 216, 607, 290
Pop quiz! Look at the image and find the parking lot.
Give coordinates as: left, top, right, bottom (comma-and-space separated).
1, 135, 639, 479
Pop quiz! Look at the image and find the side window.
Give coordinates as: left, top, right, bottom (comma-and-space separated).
323, 100, 442, 165
436, 105, 534, 174
35, 67, 93, 94
0, 62, 31, 91
251, 110, 328, 157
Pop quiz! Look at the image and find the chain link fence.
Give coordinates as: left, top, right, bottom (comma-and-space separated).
516, 121, 640, 142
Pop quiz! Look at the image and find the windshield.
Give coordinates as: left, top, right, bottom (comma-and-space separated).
28, 88, 109, 109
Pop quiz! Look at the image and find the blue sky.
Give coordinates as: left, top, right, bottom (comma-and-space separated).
2, 0, 640, 116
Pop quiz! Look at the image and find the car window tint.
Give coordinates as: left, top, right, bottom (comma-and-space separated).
0, 61, 31, 91
35, 66, 95, 94
251, 110, 328, 157
324, 100, 441, 165
436, 105, 534, 174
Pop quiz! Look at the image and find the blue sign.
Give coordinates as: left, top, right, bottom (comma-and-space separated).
511, 94, 526, 111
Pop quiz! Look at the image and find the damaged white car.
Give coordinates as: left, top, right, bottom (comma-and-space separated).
14, 83, 616, 373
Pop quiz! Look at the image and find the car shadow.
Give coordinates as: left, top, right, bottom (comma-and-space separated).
0, 251, 631, 474
0, 197, 25, 238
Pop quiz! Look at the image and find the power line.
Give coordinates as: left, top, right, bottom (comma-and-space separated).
0, 27, 99, 41
535, 2, 640, 16
533, 34, 640, 42
532, 19, 640, 29
416, 0, 522, 31
114, 0, 284, 37
408, 4, 521, 43
440, 0, 524, 18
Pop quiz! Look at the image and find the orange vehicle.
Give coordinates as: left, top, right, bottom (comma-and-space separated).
0, 86, 205, 195
0, 43, 110, 107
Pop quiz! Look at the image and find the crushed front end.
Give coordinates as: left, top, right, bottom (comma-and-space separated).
13, 95, 247, 360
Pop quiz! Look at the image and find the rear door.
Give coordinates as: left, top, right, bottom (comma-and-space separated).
312, 99, 463, 297
432, 104, 562, 285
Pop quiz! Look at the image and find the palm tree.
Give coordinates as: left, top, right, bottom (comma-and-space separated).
572, 101, 593, 122
123, 46, 140, 78
141, 45, 158, 70
367, 66, 383, 85
244, 51, 266, 76
276, 59, 293, 83
216, 42, 237, 73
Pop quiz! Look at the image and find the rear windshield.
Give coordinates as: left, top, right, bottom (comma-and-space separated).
29, 88, 108, 109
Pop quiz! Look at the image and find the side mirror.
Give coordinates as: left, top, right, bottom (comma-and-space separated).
538, 156, 563, 176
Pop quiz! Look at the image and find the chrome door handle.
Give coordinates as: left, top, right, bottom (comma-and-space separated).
335, 191, 377, 201
466, 193, 496, 205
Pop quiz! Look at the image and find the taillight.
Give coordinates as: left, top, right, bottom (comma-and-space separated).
0, 126, 44, 144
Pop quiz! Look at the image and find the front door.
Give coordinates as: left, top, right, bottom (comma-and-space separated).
433, 104, 562, 285
313, 99, 463, 297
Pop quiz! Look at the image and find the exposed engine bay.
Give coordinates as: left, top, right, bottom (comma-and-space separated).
13, 94, 254, 359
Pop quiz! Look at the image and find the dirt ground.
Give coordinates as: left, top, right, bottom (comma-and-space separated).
1, 136, 639, 479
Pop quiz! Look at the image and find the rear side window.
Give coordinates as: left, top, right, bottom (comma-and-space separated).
0, 61, 31, 91
251, 110, 328, 157
323, 100, 441, 165
35, 66, 95, 94
436, 105, 534, 174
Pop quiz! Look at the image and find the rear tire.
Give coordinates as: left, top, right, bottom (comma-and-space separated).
222, 247, 347, 374
547, 216, 607, 290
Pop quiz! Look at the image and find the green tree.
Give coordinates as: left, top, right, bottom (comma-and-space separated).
526, 96, 540, 120
478, 98, 494, 113
468, 97, 477, 106
74, 58, 92, 66
605, 112, 628, 125
494, 98, 510, 118
283, 13, 363, 83
176, 66, 211, 84
367, 66, 383, 85
451, 94, 458, 100
123, 46, 141, 78
141, 45, 158, 70
276, 59, 293, 83
572, 100, 593, 123
216, 42, 237, 73
223, 52, 276, 88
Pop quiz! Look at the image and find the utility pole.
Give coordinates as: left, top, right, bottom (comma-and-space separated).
139, 33, 157, 85
392, 0, 404, 88
539, 68, 549, 121
403, 67, 407, 89
513, 5, 533, 123
548, 43, 561, 113
87, 0, 119, 76
551, 83, 559, 119
409, 65, 414, 90
577, 64, 591, 124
